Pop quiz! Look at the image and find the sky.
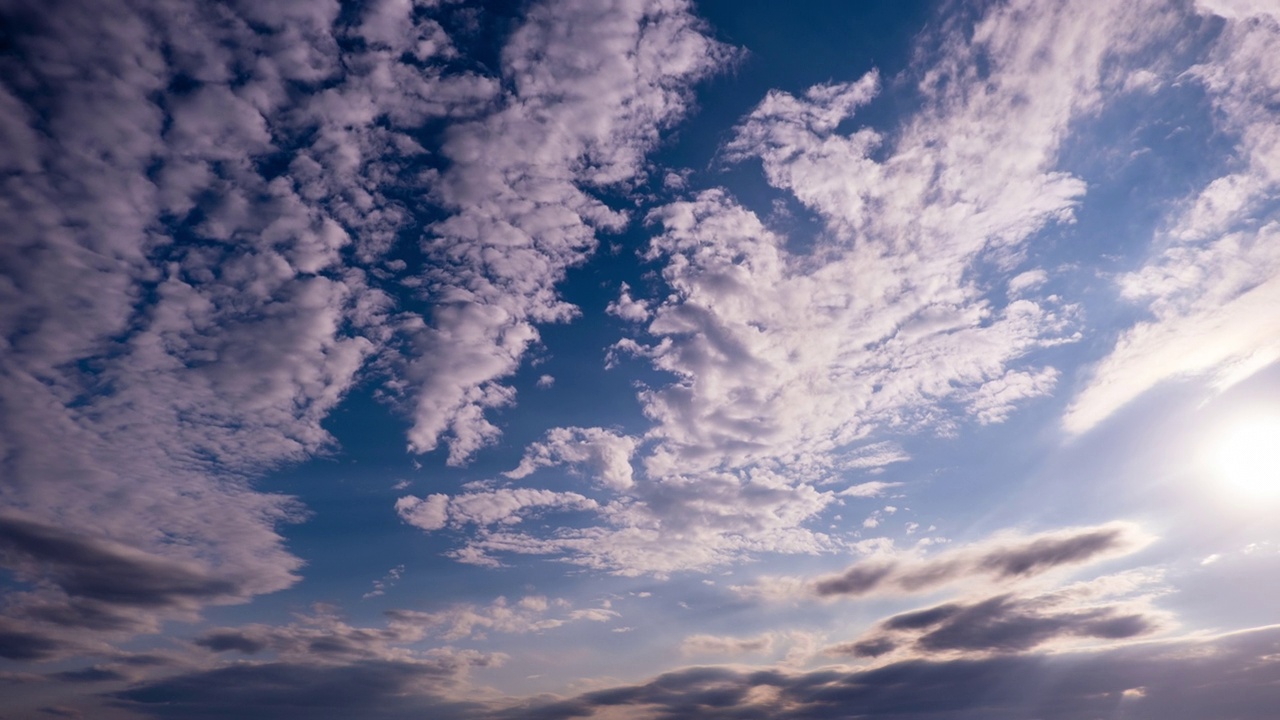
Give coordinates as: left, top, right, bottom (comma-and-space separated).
1, 0, 1279, 717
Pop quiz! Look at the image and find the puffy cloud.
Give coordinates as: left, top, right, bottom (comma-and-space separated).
0, 0, 733, 656
363, 565, 406, 600
0, 0, 490, 657
440, 467, 839, 576
606, 282, 654, 323
398, 0, 737, 464
396, 488, 599, 535
388, 0, 1195, 582
624, 0, 1168, 477
385, 595, 615, 642
505, 427, 639, 491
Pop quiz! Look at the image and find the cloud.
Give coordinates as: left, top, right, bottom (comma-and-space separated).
830, 586, 1165, 659
499, 626, 1280, 720
1065, 7, 1280, 432
0, 623, 71, 662
0, 0, 734, 660
385, 0, 1188, 583
440, 468, 840, 575
0, 0, 497, 658
190, 595, 617, 666
606, 283, 653, 323
730, 523, 1146, 602
396, 488, 599, 535
0, 512, 270, 660
0, 514, 239, 609
505, 427, 639, 491
114, 656, 493, 720
681, 633, 775, 657
837, 482, 903, 498
385, 595, 615, 642
363, 565, 406, 600
397, 0, 737, 465
812, 524, 1145, 598
623, 0, 1166, 481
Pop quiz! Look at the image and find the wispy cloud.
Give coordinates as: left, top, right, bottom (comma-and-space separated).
1065, 4, 1280, 432
733, 523, 1150, 602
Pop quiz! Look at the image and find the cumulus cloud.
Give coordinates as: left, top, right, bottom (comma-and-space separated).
623, 0, 1168, 480
397, 0, 737, 465
435, 467, 840, 575
363, 565, 405, 600
396, 488, 598, 535
0, 0, 497, 656
0, 0, 735, 658
606, 283, 653, 323
505, 427, 639, 491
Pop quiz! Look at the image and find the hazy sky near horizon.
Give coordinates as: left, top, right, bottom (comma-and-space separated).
2, 0, 1280, 717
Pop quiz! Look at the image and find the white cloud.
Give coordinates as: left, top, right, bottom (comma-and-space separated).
362, 565, 405, 600
1065, 9, 1280, 433
606, 282, 652, 322
0, 0, 543, 654
397, 488, 598, 533
505, 427, 639, 491
388, 0, 1176, 578
398, 0, 736, 465
681, 632, 774, 657
386, 595, 611, 641
623, 0, 1159, 480
838, 481, 903, 498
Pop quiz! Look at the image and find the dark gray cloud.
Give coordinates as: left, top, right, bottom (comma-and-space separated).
0, 623, 68, 661
832, 593, 1159, 657
0, 513, 252, 660
495, 626, 1280, 720
810, 524, 1141, 598
192, 632, 268, 655
50, 666, 129, 684
977, 527, 1130, 579
113, 659, 489, 720
0, 514, 238, 609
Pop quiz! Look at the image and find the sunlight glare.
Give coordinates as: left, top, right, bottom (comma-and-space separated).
1204, 412, 1280, 502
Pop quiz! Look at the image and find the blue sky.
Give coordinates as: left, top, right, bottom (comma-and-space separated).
1, 0, 1279, 717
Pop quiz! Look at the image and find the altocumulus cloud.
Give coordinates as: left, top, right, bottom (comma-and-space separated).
0, 0, 733, 655
2, 0, 1280, 718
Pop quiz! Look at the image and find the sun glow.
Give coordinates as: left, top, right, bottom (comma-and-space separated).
1204, 412, 1280, 502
